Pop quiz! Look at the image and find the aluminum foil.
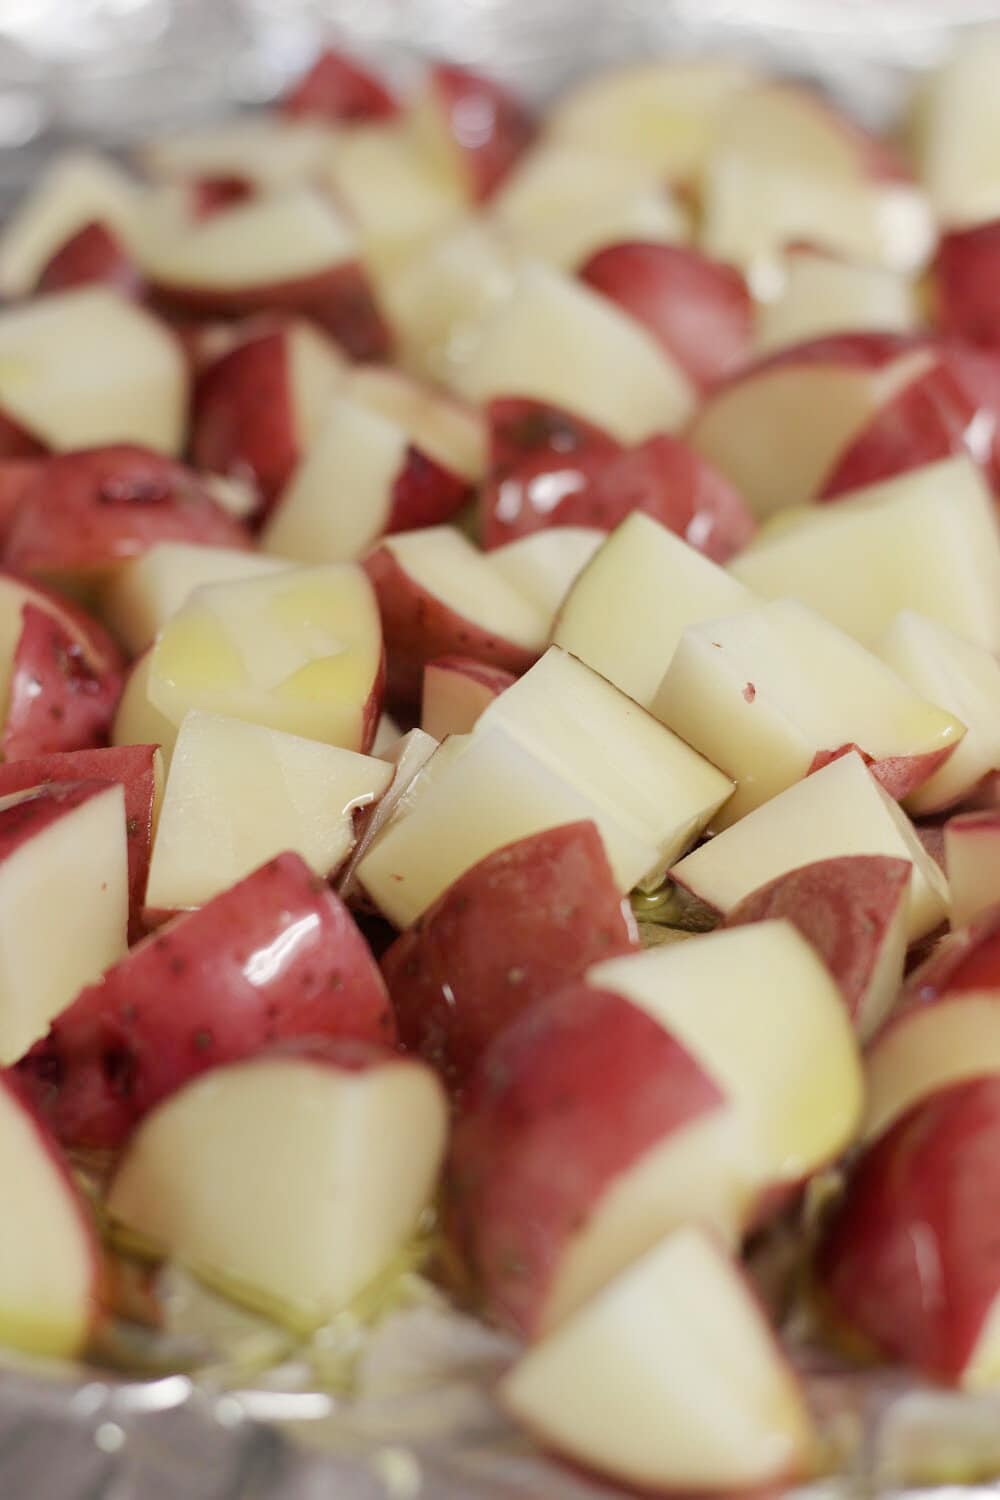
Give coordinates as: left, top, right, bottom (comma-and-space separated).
5, 2, 1000, 1494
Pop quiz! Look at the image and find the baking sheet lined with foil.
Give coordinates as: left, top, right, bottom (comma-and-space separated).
4, 1, 1000, 1495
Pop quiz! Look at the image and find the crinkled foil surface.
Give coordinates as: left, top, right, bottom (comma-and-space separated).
5, 2, 1000, 1494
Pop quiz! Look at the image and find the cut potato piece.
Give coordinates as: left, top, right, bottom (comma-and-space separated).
113, 651, 179, 764
102, 543, 293, 656
0, 1076, 101, 1356
107, 1044, 447, 1327
486, 527, 603, 626
145, 711, 392, 911
755, 250, 918, 355
0, 287, 187, 455
147, 564, 383, 752
0, 782, 128, 1064
878, 611, 1000, 815
945, 814, 1000, 931
460, 262, 694, 442
0, 152, 140, 299
912, 32, 1000, 226
671, 750, 948, 942
501, 1227, 815, 1494
554, 512, 754, 707
547, 59, 754, 179
477, 646, 733, 886
141, 117, 332, 190
590, 921, 863, 1185
358, 726, 659, 927
654, 599, 964, 826
730, 456, 1000, 652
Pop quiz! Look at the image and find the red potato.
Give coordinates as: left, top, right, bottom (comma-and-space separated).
448, 981, 726, 1335
427, 63, 535, 202
364, 529, 547, 705
0, 1073, 103, 1357
4, 604, 124, 762
807, 740, 963, 804
578, 241, 754, 393
34, 220, 142, 298
0, 745, 160, 941
15, 851, 395, 1151
0, 412, 47, 462
946, 811, 1000, 928
933, 221, 1000, 350
724, 856, 911, 1041
190, 321, 344, 513
2, 445, 250, 587
480, 398, 755, 560
901, 901, 1000, 1004
280, 48, 399, 122
819, 1076, 1000, 1388
420, 656, 516, 741
0, 461, 42, 544
382, 820, 637, 1092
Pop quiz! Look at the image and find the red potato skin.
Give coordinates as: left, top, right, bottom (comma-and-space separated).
387, 447, 474, 535
724, 856, 911, 1031
363, 543, 540, 706
0, 410, 48, 462
0, 778, 119, 858
430, 63, 535, 203
421, 655, 516, 739
14, 852, 396, 1151
899, 902, 1000, 1009
447, 982, 724, 1336
808, 741, 961, 803
280, 48, 398, 122
3, 604, 124, 763
819, 1076, 1000, 1384
150, 259, 392, 363
934, 222, 1000, 350
34, 221, 143, 299
0, 461, 42, 546
0, 745, 157, 941
480, 399, 754, 559
190, 177, 255, 220
578, 241, 754, 393
2, 445, 250, 583
191, 329, 301, 514
382, 820, 637, 1093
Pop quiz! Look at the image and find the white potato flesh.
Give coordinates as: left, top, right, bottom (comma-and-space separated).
477, 646, 733, 885
385, 219, 517, 387
555, 512, 755, 707
689, 347, 932, 518
459, 262, 694, 443
913, 33, 1000, 226
486, 527, 604, 626
729, 456, 1000, 651
671, 750, 948, 942
591, 921, 862, 1184
0, 287, 187, 454
0, 783, 128, 1063
547, 60, 755, 178
945, 816, 1000, 930
113, 652, 179, 765
878, 611, 1000, 815
102, 544, 294, 656
337, 727, 439, 899
491, 143, 687, 269
345, 365, 486, 481
501, 1227, 814, 1492
147, 563, 382, 751
107, 1053, 448, 1326
0, 1081, 98, 1356
141, 117, 333, 189
375, 527, 550, 650
145, 711, 392, 911
358, 726, 659, 927
863, 995, 1000, 1146
755, 251, 918, 355
655, 598, 964, 826
262, 397, 409, 564
138, 189, 357, 290
0, 151, 140, 298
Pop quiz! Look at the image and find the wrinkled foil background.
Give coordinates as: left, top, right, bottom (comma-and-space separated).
5, 2, 1000, 1494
